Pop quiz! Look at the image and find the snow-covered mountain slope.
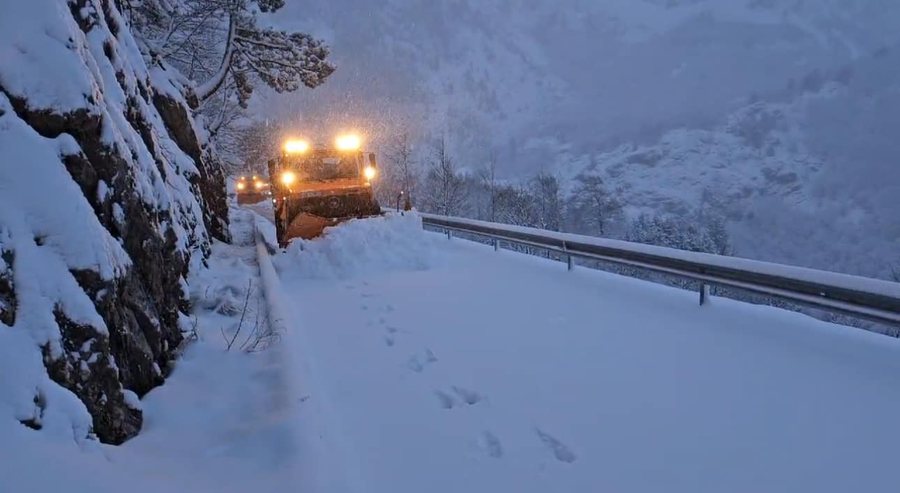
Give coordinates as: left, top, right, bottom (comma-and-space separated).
558, 98, 821, 215
259, 0, 900, 277
0, 0, 227, 443
559, 69, 900, 277
262, 0, 900, 159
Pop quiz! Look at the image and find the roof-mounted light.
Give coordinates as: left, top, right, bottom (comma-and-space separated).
283, 139, 310, 154
335, 134, 361, 151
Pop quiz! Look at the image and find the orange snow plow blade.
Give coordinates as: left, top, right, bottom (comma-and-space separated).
286, 213, 346, 240
236, 192, 269, 205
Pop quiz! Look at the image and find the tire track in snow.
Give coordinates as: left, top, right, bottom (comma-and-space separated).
253, 213, 366, 493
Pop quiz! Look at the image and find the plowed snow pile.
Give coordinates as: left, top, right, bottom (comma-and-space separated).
275, 213, 444, 279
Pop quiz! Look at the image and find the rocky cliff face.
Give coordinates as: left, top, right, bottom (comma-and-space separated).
0, 0, 227, 443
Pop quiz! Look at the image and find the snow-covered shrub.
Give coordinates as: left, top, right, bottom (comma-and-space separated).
626, 214, 729, 255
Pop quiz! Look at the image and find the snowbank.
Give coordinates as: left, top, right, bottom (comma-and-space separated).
0, 208, 298, 492
275, 213, 445, 279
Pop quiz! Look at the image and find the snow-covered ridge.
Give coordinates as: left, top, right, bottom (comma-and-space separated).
0, 0, 227, 444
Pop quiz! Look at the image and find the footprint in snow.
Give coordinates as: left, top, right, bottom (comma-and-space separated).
385, 326, 399, 334
425, 348, 438, 363
384, 336, 395, 347
535, 428, 577, 463
407, 356, 424, 373
479, 431, 503, 458
452, 386, 482, 405
435, 390, 456, 409
407, 350, 436, 372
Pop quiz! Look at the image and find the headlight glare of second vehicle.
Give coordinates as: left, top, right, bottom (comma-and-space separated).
363, 165, 377, 181
280, 170, 297, 186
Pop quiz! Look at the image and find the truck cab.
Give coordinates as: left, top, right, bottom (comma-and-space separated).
268, 135, 381, 245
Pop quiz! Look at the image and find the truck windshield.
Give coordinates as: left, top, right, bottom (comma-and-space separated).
295, 154, 359, 181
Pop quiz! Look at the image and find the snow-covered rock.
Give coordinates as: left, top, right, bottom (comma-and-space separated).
0, 0, 227, 443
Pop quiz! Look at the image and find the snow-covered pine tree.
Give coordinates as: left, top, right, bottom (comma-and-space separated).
626, 214, 728, 255
127, 0, 335, 162
703, 214, 733, 256
130, 0, 334, 105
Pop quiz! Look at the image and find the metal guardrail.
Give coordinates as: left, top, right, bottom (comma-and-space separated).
419, 213, 900, 328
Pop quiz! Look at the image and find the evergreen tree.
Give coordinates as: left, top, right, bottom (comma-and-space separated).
627, 214, 730, 255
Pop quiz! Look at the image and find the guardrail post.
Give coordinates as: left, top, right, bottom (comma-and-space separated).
699, 284, 710, 305
563, 241, 573, 271
446, 228, 452, 240
493, 238, 499, 251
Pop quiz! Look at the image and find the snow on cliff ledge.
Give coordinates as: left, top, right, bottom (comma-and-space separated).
0, 0, 227, 444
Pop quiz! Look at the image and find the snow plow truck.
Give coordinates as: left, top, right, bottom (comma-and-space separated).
235, 175, 270, 205
268, 134, 381, 246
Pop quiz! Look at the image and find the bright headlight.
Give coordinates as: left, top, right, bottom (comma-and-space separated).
283, 139, 310, 154
254, 181, 265, 189
363, 165, 377, 181
236, 182, 246, 191
335, 134, 361, 151
280, 171, 297, 186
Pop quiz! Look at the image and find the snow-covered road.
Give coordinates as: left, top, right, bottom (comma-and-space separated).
5, 209, 899, 492
268, 213, 900, 493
